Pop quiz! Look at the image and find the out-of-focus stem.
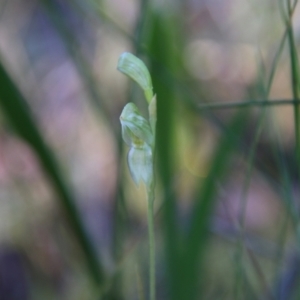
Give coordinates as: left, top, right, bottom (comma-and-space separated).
147, 184, 156, 300
287, 0, 300, 167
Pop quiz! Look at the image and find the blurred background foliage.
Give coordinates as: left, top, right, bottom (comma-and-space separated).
0, 0, 300, 299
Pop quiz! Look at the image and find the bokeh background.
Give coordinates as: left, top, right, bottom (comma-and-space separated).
0, 0, 300, 299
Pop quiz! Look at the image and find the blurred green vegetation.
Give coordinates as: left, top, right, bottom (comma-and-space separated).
1, 0, 300, 299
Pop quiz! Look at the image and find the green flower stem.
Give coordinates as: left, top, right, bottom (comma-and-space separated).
147, 183, 156, 300
148, 96, 157, 300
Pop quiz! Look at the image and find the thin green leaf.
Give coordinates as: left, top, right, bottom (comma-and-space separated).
181, 110, 249, 300
146, 9, 181, 300
0, 59, 105, 286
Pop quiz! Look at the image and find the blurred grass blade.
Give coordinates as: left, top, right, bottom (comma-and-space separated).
287, 10, 300, 169
197, 99, 300, 110
146, 9, 182, 299
0, 59, 105, 285
181, 110, 249, 300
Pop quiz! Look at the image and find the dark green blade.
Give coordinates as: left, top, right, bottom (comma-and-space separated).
181, 110, 249, 300
146, 10, 182, 299
0, 59, 105, 286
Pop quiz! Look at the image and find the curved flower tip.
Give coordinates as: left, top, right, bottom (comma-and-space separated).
117, 52, 153, 103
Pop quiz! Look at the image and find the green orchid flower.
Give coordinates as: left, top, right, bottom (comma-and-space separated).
120, 103, 153, 148
120, 103, 153, 187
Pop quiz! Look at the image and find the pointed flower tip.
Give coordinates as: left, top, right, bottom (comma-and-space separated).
117, 52, 153, 102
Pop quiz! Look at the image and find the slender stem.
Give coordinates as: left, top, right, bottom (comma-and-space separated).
286, 0, 300, 166
147, 95, 156, 300
197, 99, 300, 110
147, 185, 156, 300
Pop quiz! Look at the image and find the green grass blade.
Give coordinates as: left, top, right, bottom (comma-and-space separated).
146, 9, 182, 299
0, 59, 105, 286
180, 110, 249, 300
287, 11, 300, 167
197, 99, 300, 110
